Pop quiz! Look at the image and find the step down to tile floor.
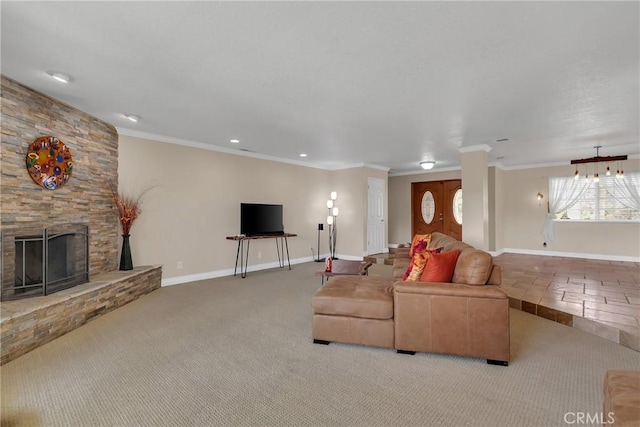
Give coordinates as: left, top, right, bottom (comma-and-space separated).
363, 251, 639, 353
364, 253, 395, 266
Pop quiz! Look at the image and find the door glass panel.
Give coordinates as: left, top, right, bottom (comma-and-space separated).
421, 191, 435, 224
453, 189, 463, 224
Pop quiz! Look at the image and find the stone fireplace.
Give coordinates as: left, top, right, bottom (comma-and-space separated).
1, 76, 161, 365
1, 75, 119, 281
2, 224, 89, 301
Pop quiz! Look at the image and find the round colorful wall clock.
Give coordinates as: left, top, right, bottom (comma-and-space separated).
26, 136, 73, 190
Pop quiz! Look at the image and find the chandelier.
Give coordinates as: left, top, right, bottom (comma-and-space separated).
571, 145, 627, 182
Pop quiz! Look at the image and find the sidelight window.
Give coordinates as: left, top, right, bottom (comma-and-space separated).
453, 189, 463, 224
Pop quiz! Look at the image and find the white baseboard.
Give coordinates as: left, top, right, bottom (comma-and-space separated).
392, 243, 638, 263
162, 246, 638, 288
161, 255, 316, 287
161, 253, 372, 287
334, 253, 365, 261
501, 248, 639, 263
317, 253, 364, 261
389, 242, 411, 249
314, 253, 364, 261
362, 248, 390, 256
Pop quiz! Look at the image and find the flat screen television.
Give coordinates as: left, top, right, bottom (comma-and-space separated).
240, 203, 284, 236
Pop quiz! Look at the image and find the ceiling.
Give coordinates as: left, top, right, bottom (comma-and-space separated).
2, 1, 638, 174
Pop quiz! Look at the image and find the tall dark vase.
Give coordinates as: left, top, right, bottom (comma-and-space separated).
119, 234, 133, 271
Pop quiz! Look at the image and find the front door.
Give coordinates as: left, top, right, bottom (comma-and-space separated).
442, 180, 463, 240
411, 180, 462, 239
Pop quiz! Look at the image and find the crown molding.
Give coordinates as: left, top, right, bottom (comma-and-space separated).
117, 128, 392, 173
330, 162, 390, 172
116, 127, 330, 171
362, 163, 391, 172
499, 160, 569, 171
116, 128, 639, 174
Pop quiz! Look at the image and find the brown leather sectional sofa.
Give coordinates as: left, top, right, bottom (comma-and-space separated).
312, 232, 510, 365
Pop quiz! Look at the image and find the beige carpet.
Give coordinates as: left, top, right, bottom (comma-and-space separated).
1, 262, 638, 427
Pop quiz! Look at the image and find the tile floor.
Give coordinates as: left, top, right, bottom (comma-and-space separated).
494, 253, 639, 351
367, 252, 640, 351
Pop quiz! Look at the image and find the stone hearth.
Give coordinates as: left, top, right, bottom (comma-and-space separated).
0, 265, 162, 365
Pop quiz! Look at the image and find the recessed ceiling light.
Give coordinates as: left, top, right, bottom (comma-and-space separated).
230, 139, 240, 144
124, 114, 140, 123
47, 71, 72, 83
420, 161, 436, 170
299, 153, 307, 157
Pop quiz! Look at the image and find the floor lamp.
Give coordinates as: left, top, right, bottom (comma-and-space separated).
326, 192, 338, 259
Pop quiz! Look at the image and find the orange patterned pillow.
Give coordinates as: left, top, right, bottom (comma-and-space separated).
408, 234, 431, 258
403, 244, 442, 281
420, 249, 461, 283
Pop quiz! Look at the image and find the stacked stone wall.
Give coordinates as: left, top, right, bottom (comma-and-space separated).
1, 75, 119, 287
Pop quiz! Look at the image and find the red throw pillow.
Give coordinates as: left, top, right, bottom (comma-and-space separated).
420, 249, 461, 283
408, 234, 431, 258
403, 245, 442, 281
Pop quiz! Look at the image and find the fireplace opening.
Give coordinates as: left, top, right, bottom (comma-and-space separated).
2, 224, 89, 301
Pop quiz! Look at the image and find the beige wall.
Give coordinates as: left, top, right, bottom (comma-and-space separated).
120, 133, 638, 282
329, 168, 364, 258
461, 149, 490, 250
501, 161, 640, 259
389, 160, 640, 260
330, 167, 389, 257
118, 136, 389, 281
493, 167, 505, 252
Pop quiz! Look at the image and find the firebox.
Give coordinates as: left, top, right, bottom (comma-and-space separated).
1, 224, 89, 301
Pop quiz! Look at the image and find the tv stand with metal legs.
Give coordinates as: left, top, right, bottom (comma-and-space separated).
226, 233, 297, 278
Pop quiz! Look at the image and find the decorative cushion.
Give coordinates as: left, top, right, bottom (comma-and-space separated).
420, 249, 461, 283
452, 249, 494, 285
402, 239, 427, 280
312, 276, 395, 320
408, 234, 431, 258
403, 244, 442, 281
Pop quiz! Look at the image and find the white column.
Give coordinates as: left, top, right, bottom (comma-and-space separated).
459, 145, 491, 250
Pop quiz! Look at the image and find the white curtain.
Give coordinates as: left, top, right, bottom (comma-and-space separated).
606, 172, 640, 210
542, 177, 591, 243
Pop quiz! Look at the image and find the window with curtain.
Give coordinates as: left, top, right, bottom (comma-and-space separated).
554, 172, 640, 221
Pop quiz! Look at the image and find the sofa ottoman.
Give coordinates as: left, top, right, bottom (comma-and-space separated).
312, 276, 395, 349
603, 370, 640, 426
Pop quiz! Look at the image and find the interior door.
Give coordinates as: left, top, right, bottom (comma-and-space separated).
367, 177, 385, 255
411, 180, 462, 239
